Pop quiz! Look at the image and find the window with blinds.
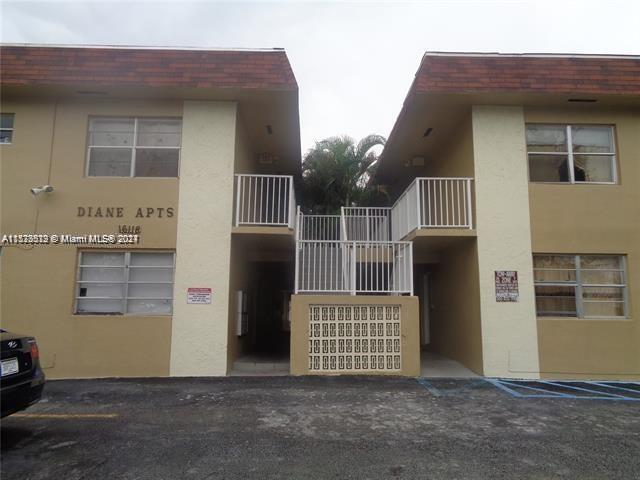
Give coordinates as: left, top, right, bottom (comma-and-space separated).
533, 254, 628, 318
86, 117, 181, 177
526, 124, 617, 184
75, 251, 175, 315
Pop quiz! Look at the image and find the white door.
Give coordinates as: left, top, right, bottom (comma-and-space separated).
422, 273, 430, 346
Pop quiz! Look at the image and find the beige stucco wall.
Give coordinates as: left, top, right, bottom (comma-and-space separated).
226, 117, 255, 368
409, 114, 483, 374
0, 98, 180, 378
290, 295, 421, 376
429, 114, 475, 178
471, 105, 540, 378
386, 113, 476, 200
233, 110, 294, 176
527, 107, 640, 380
170, 101, 238, 376
226, 241, 251, 368
233, 113, 255, 174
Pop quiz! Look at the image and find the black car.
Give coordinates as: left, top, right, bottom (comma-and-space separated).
1, 330, 45, 417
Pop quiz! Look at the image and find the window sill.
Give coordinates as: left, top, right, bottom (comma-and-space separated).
537, 316, 631, 322
529, 181, 617, 186
84, 176, 179, 179
73, 313, 172, 317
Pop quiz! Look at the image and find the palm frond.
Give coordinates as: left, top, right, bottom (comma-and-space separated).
301, 133, 388, 212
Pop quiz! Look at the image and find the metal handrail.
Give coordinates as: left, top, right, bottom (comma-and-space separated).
234, 174, 295, 227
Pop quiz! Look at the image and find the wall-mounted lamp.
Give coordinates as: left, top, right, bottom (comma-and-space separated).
30, 185, 54, 196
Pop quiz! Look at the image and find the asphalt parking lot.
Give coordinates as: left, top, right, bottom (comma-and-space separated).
2, 377, 639, 480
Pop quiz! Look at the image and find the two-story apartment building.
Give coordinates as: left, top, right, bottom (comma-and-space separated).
375, 52, 640, 380
1, 46, 638, 380
1, 45, 302, 378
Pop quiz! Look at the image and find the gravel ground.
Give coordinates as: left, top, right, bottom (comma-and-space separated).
1, 377, 639, 479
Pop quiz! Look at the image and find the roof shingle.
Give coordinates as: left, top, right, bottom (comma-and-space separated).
0, 45, 297, 90
415, 54, 640, 95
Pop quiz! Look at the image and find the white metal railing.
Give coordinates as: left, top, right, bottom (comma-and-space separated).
295, 240, 413, 295
342, 207, 392, 241
418, 178, 473, 229
234, 174, 296, 228
391, 177, 473, 240
391, 180, 420, 241
340, 212, 347, 241
298, 214, 342, 240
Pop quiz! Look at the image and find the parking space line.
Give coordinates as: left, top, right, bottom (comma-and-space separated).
11, 413, 119, 419
487, 379, 640, 401
539, 381, 631, 399
498, 380, 572, 398
416, 378, 441, 396
591, 382, 640, 396
485, 378, 524, 397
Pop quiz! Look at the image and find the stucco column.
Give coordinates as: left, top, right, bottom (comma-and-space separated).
170, 101, 237, 376
471, 105, 540, 378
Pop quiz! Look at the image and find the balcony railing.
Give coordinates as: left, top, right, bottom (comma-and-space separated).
234, 174, 296, 228
341, 207, 392, 241
295, 240, 413, 295
298, 213, 342, 240
391, 177, 473, 240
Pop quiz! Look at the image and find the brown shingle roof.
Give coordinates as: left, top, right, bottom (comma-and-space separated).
0, 45, 297, 90
415, 53, 640, 95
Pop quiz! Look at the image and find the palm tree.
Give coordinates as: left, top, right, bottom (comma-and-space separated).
301, 134, 387, 214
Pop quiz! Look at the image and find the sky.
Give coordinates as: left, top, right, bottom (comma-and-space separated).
2, 0, 639, 154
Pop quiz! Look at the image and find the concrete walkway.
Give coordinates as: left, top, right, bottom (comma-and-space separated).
230, 351, 479, 377
420, 351, 479, 378
230, 353, 290, 376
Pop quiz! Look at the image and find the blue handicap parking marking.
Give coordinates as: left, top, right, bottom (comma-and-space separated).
416, 378, 442, 397
485, 378, 569, 399
592, 382, 640, 397
487, 379, 640, 401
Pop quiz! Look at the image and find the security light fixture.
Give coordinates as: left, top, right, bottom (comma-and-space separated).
30, 185, 54, 196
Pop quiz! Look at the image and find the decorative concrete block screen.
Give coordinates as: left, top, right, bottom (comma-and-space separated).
308, 305, 401, 372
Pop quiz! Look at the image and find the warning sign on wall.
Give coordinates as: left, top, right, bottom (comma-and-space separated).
495, 271, 519, 302
187, 287, 212, 304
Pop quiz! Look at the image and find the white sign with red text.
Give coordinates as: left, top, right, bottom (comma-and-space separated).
187, 287, 212, 304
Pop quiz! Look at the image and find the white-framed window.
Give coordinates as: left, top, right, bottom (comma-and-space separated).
526, 124, 617, 184
1, 113, 15, 144
75, 251, 175, 315
86, 117, 181, 177
533, 254, 628, 318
